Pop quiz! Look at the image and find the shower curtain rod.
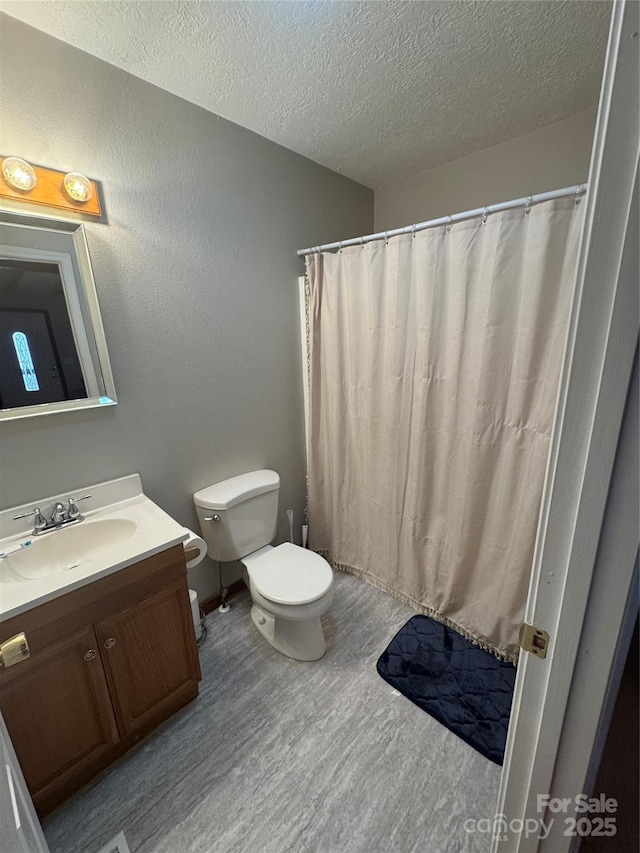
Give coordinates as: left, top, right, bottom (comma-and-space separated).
296, 183, 587, 257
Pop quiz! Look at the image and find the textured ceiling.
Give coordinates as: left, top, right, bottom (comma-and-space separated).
1, 0, 611, 188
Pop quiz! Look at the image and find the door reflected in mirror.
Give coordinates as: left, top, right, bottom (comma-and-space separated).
0, 259, 88, 408
0, 214, 117, 421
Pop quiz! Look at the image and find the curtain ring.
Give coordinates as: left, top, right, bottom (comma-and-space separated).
446, 216, 453, 233
524, 196, 533, 216
338, 240, 343, 253
385, 231, 389, 245
360, 235, 365, 248
574, 184, 584, 206
482, 206, 489, 225
411, 224, 417, 239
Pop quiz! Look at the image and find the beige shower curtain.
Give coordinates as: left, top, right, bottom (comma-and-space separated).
306, 197, 584, 661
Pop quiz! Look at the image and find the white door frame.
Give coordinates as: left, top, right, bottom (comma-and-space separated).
0, 712, 50, 853
494, 1, 639, 850
541, 356, 638, 851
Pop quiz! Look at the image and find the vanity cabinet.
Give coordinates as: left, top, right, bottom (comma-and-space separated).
0, 545, 200, 815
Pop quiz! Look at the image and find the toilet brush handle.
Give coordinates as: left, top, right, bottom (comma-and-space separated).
286, 510, 294, 543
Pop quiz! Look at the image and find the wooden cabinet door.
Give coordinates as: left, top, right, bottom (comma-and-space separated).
96, 581, 200, 738
0, 625, 119, 809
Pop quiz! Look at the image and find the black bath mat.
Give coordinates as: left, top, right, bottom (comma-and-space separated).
377, 614, 516, 765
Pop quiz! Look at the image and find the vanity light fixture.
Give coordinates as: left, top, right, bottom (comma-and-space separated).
2, 157, 37, 191
0, 156, 101, 216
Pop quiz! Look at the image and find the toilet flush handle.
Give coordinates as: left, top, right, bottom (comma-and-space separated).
204, 514, 221, 522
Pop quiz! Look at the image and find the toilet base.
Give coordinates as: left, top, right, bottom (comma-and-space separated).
250, 603, 327, 661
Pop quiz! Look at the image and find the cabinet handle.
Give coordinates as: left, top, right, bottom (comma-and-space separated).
104, 638, 117, 649
84, 649, 97, 661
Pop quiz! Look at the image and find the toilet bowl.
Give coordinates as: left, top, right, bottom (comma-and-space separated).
243, 543, 333, 661
193, 471, 333, 661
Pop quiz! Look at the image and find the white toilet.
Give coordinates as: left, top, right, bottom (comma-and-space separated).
193, 470, 333, 661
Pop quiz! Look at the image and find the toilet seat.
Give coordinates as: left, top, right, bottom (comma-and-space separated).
247, 543, 333, 606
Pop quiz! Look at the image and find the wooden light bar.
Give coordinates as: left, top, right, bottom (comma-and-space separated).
0, 157, 101, 217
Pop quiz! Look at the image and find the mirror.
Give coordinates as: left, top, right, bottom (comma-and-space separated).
0, 212, 116, 421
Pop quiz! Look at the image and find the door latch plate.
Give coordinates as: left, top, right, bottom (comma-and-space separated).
519, 623, 549, 659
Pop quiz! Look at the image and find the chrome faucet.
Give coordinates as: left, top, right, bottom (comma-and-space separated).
13, 495, 92, 536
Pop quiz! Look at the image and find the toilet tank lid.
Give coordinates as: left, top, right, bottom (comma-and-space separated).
193, 469, 280, 511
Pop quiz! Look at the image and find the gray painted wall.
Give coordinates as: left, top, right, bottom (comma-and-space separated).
0, 16, 373, 599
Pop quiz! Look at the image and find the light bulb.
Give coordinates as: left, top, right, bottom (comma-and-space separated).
63, 172, 93, 203
2, 157, 37, 191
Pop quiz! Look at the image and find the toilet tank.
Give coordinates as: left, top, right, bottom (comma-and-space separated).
193, 470, 280, 562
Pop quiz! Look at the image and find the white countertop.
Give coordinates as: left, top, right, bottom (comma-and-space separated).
0, 475, 188, 623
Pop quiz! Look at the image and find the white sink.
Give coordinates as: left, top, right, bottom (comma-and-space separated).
0, 474, 188, 621
5, 518, 138, 581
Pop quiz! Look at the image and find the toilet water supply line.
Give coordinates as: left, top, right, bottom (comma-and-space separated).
218, 559, 230, 614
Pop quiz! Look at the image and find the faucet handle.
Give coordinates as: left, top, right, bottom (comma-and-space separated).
13, 507, 47, 531
67, 494, 91, 520
13, 507, 39, 520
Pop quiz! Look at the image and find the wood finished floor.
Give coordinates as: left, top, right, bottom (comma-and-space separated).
43, 572, 501, 853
